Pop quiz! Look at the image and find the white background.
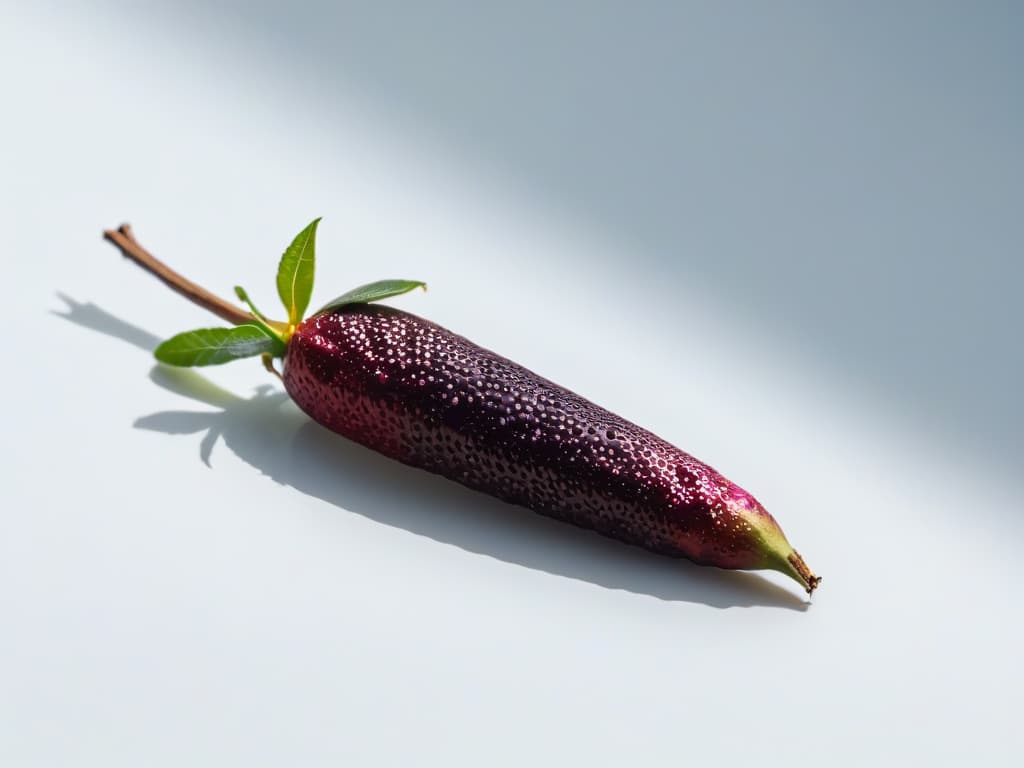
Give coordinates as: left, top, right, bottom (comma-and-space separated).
2, 2, 1022, 765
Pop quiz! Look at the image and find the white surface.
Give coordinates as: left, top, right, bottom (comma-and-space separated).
2, 2, 1022, 766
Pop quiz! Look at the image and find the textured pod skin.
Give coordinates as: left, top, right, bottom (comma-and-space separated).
283, 304, 816, 589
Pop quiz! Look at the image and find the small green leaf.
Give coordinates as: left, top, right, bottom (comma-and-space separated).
234, 285, 273, 325
276, 218, 321, 326
233, 285, 289, 356
317, 279, 427, 315
154, 325, 276, 367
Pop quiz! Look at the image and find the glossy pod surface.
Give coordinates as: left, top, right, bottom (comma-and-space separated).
283, 304, 813, 585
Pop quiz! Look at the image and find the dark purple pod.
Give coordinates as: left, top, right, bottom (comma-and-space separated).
283, 304, 819, 594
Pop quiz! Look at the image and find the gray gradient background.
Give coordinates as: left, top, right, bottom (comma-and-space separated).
2, 1, 1021, 766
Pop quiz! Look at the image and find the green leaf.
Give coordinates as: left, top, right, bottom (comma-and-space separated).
276, 217, 321, 326
154, 325, 276, 367
317, 279, 427, 315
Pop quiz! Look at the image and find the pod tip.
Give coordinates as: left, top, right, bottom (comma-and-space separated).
787, 551, 821, 596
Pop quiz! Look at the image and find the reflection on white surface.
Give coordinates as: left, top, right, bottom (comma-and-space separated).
2, 2, 1022, 766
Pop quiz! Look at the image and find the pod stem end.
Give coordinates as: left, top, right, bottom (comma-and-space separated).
787, 551, 821, 596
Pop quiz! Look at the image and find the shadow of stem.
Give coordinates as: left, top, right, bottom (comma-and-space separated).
55, 294, 808, 611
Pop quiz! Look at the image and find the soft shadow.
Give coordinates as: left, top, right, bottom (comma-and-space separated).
58, 296, 807, 610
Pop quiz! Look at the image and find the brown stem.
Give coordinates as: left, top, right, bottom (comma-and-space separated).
102, 224, 253, 326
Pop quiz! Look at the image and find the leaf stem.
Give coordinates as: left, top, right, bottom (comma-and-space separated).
102, 224, 253, 327
234, 286, 279, 329
261, 353, 284, 381
232, 285, 289, 353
